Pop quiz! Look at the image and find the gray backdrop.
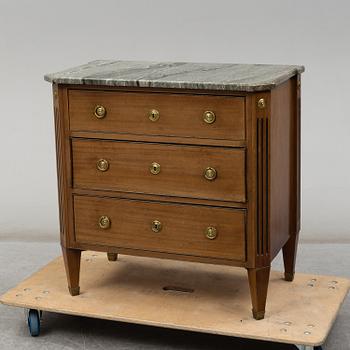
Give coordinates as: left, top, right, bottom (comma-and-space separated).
1, 0, 349, 243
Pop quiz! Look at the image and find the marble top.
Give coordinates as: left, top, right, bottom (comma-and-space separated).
44, 60, 304, 92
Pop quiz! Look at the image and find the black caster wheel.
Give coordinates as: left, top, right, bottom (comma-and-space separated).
27, 309, 40, 337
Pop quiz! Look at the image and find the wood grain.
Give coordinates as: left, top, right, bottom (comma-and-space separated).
72, 139, 246, 202
282, 74, 301, 280
53, 85, 75, 247
269, 79, 294, 260
68, 90, 246, 141
250, 92, 271, 268
72, 187, 247, 209
73, 195, 246, 261
70, 131, 246, 148
247, 266, 271, 320
61, 246, 81, 296
290, 74, 301, 237
49, 77, 302, 320
73, 241, 246, 267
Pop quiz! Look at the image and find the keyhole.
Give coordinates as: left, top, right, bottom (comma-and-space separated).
149, 109, 159, 121
150, 162, 160, 175
152, 220, 162, 232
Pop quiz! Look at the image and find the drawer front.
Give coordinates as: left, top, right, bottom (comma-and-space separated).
74, 196, 246, 261
68, 90, 245, 141
72, 139, 246, 202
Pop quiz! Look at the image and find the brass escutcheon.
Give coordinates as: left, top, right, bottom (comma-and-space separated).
205, 226, 217, 240
94, 105, 107, 118
99, 215, 111, 229
204, 167, 217, 181
203, 110, 216, 124
149, 109, 160, 122
151, 220, 162, 233
150, 162, 161, 175
97, 159, 109, 172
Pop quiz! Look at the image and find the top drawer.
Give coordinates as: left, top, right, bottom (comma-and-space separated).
68, 90, 245, 141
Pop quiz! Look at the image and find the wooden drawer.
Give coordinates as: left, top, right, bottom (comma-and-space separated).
68, 90, 245, 141
74, 195, 246, 261
72, 139, 246, 202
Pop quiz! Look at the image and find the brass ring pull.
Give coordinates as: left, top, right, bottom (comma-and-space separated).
94, 105, 107, 119
203, 111, 216, 124
150, 162, 161, 175
205, 226, 217, 240
204, 167, 217, 181
149, 109, 160, 122
151, 220, 162, 233
97, 159, 109, 172
99, 215, 111, 229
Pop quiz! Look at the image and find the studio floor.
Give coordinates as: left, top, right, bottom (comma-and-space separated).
0, 241, 349, 350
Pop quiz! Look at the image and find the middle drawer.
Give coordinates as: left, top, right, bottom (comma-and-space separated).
72, 139, 246, 202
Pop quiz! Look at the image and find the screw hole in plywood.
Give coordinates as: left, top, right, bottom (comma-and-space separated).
163, 286, 194, 293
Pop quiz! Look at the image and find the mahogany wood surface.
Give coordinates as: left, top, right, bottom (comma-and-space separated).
282, 232, 299, 281
74, 195, 246, 261
72, 139, 246, 202
247, 266, 271, 320
74, 241, 247, 267
69, 90, 246, 141
51, 78, 301, 320
72, 187, 247, 209
269, 79, 293, 259
252, 91, 270, 268
70, 131, 246, 148
53, 85, 75, 247
61, 246, 81, 296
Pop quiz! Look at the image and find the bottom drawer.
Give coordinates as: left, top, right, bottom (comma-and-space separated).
74, 196, 246, 261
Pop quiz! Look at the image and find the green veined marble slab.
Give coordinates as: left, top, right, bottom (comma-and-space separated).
45, 60, 304, 92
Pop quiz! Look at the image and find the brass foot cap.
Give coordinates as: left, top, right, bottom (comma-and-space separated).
68, 286, 80, 296
285, 272, 295, 282
252, 309, 265, 320
107, 253, 118, 261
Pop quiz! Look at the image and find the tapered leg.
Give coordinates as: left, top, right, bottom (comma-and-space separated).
282, 232, 299, 281
61, 246, 81, 296
247, 266, 271, 320
107, 252, 118, 261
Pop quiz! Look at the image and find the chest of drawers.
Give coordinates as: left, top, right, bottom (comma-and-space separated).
45, 61, 304, 320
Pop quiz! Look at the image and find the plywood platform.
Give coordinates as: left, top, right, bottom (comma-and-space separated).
1, 252, 349, 347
